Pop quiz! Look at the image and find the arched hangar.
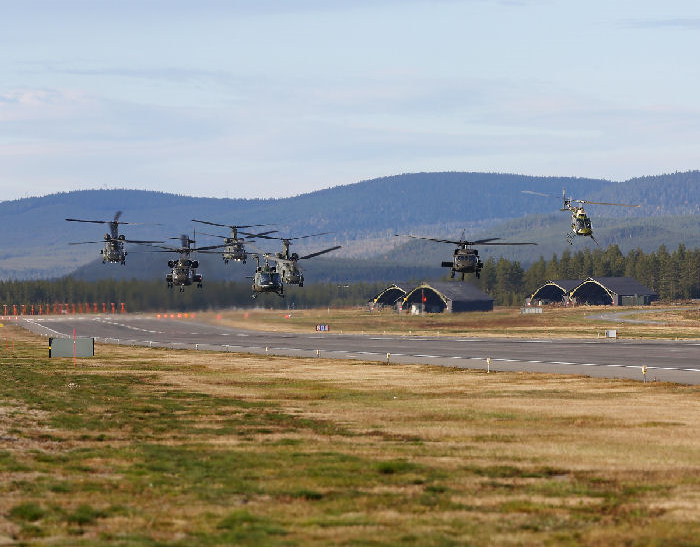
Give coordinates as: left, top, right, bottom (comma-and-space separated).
570, 277, 657, 306
529, 279, 582, 304
529, 277, 657, 306
370, 284, 407, 308
402, 281, 494, 313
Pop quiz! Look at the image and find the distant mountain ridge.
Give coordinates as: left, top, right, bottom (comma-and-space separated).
0, 171, 698, 280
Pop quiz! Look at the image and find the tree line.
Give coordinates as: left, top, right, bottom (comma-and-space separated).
0, 244, 697, 311
476, 244, 700, 305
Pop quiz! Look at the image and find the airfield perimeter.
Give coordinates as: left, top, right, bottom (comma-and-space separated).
19, 305, 700, 385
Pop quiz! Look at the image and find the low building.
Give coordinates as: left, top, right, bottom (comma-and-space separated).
570, 277, 657, 306
401, 281, 494, 313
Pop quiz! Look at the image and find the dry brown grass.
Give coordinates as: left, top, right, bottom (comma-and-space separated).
198, 303, 700, 340
1, 326, 699, 545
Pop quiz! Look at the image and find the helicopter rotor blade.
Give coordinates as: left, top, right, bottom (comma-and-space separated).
298, 245, 342, 260
68, 241, 103, 245
476, 241, 537, 246
571, 199, 640, 207
521, 190, 561, 199
191, 219, 267, 229
195, 244, 228, 251
471, 237, 502, 244
395, 234, 462, 245
245, 231, 333, 241
65, 218, 109, 224
245, 229, 279, 239
196, 232, 229, 239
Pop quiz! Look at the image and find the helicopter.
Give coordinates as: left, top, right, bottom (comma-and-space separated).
66, 211, 161, 265
522, 189, 640, 245
150, 234, 224, 291
191, 219, 277, 263
253, 233, 341, 287
395, 232, 536, 280
249, 255, 285, 298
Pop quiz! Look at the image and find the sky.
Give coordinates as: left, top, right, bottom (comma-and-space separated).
2, 0, 700, 200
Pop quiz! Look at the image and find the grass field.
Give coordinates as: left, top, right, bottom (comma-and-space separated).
200, 304, 700, 340
1, 325, 700, 546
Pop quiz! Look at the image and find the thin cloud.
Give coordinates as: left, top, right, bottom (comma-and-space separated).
622, 17, 700, 29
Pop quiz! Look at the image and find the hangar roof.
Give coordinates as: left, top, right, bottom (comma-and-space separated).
408, 281, 494, 303
577, 277, 657, 297
371, 284, 406, 304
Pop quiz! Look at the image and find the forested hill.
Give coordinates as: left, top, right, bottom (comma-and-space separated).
0, 171, 698, 279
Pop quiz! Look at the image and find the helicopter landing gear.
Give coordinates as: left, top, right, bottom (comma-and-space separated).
475, 272, 480, 279
224, 259, 229, 264
197, 283, 202, 288
461, 272, 465, 281
121, 261, 125, 265
179, 286, 185, 292
167, 283, 173, 289
450, 270, 455, 279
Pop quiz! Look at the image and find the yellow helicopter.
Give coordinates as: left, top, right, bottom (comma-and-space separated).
522, 189, 640, 245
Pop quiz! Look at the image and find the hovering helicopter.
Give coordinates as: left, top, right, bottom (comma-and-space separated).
249, 255, 285, 298
150, 235, 223, 291
191, 219, 277, 263
66, 211, 161, 265
395, 232, 536, 280
254, 233, 341, 287
522, 189, 640, 245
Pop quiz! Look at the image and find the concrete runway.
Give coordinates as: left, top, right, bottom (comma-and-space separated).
18, 314, 700, 384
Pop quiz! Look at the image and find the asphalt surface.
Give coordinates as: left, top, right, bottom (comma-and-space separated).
16, 314, 700, 385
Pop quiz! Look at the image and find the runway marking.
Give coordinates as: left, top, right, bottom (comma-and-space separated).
449, 356, 462, 359
528, 360, 542, 363
551, 361, 574, 365
414, 354, 439, 358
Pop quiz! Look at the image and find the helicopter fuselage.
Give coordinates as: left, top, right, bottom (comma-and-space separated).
571, 208, 593, 236
166, 258, 202, 291
252, 268, 284, 297
222, 238, 247, 263
442, 247, 483, 278
101, 235, 127, 264
276, 258, 304, 286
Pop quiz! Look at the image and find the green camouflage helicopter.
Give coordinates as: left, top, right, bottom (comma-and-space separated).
396, 231, 536, 280
191, 218, 277, 263
522, 189, 640, 245
66, 211, 161, 265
